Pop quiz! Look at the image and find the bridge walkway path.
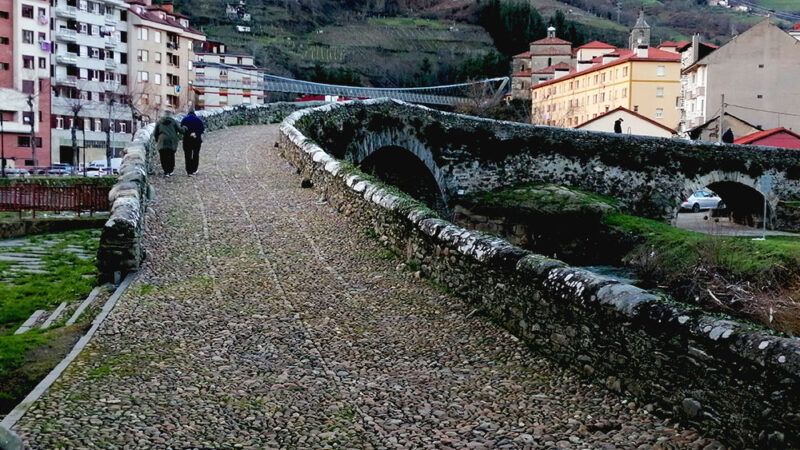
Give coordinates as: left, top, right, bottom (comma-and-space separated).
15, 125, 720, 449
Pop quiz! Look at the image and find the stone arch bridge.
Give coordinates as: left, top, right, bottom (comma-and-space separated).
295, 99, 800, 229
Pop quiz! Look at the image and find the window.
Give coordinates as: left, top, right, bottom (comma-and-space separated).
633, 105, 639, 112
56, 117, 64, 129
154, 73, 161, 84
137, 49, 148, 62
38, 32, 45, 42
95, 119, 101, 131
154, 52, 161, 63
120, 122, 127, 133
17, 136, 42, 148
655, 108, 664, 119
622, 88, 628, 98
22, 112, 33, 124
757, 94, 763, 99
22, 30, 33, 44
38, 57, 46, 69
758, 64, 764, 68
22, 5, 34, 18
121, 52, 127, 64
137, 71, 148, 82
0, 11, 8, 19
154, 31, 161, 43
22, 55, 34, 69
656, 87, 664, 97
138, 28, 148, 40
656, 65, 665, 77
38, 7, 45, 18
0, 37, 8, 44
622, 67, 628, 77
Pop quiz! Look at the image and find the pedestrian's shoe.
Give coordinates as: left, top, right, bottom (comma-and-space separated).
165, 172, 173, 177
188, 172, 195, 177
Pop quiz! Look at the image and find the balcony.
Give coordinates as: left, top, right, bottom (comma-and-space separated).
56, 29, 78, 43
104, 81, 121, 92
54, 76, 78, 87
104, 37, 119, 48
55, 5, 78, 19
55, 52, 78, 65
104, 14, 117, 25
105, 59, 117, 70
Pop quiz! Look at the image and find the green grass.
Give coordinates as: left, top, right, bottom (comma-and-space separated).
367, 17, 451, 29
755, 0, 800, 11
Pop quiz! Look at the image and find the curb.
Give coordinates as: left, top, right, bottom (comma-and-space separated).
0, 273, 137, 435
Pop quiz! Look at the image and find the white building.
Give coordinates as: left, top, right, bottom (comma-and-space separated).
193, 41, 264, 111
51, 0, 133, 165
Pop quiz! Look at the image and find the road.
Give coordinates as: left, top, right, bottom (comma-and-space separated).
14, 125, 721, 448
675, 212, 797, 237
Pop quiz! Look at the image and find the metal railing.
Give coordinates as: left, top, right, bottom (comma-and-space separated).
0, 184, 111, 217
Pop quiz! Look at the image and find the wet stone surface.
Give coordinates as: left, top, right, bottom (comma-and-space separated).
15, 125, 721, 448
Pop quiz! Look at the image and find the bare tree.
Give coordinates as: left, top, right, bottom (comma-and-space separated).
60, 83, 91, 168
122, 81, 159, 139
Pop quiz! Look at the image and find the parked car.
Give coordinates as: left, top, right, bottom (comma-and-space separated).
3, 168, 30, 177
45, 167, 71, 176
84, 166, 108, 177
681, 190, 726, 212
51, 163, 76, 175
88, 158, 122, 174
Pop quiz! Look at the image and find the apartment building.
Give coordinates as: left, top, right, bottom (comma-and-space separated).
679, 20, 800, 137
126, 0, 205, 116
0, 0, 51, 169
531, 46, 681, 129
51, 0, 132, 165
193, 40, 264, 111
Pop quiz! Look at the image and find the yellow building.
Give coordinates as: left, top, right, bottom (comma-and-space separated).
531, 47, 681, 130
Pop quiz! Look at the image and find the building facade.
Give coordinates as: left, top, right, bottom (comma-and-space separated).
680, 20, 800, 136
193, 41, 264, 111
0, 0, 51, 169
51, 0, 132, 165
125, 0, 204, 118
531, 47, 682, 129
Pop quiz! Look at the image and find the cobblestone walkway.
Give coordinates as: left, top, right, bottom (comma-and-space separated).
15, 125, 721, 449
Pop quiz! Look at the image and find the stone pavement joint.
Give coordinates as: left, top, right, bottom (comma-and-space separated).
14, 125, 721, 449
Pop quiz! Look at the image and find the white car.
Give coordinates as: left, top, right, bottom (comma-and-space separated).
3, 168, 30, 177
681, 190, 725, 212
84, 167, 108, 177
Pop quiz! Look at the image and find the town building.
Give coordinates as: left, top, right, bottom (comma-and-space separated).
0, 0, 52, 170
576, 106, 676, 138
531, 46, 681, 129
686, 112, 760, 142
193, 40, 265, 111
511, 26, 572, 81
680, 20, 800, 137
125, 0, 205, 118
734, 127, 800, 149
51, 0, 132, 166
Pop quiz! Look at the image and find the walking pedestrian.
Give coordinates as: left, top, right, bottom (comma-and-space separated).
181, 107, 205, 176
154, 113, 184, 177
613, 118, 623, 134
722, 128, 734, 144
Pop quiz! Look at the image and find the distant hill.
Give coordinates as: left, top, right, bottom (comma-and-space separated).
162, 0, 789, 88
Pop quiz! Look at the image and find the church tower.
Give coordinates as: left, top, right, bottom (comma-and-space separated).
629, 10, 651, 49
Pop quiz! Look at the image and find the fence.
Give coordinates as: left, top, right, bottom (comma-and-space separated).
0, 183, 111, 217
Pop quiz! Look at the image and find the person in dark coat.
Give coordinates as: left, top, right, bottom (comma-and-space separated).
154, 113, 184, 177
180, 108, 205, 176
722, 128, 734, 144
613, 117, 623, 133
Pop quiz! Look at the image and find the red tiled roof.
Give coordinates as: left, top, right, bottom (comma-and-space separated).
512, 70, 533, 77
532, 62, 573, 74
575, 106, 676, 134
577, 40, 616, 50
126, 1, 205, 36
513, 51, 533, 59
734, 127, 800, 145
530, 47, 573, 56
531, 48, 680, 90
531, 36, 572, 46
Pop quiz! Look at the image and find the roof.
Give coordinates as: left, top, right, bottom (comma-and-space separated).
532, 62, 573, 75
658, 40, 689, 48
687, 112, 760, 140
633, 11, 650, 29
196, 51, 253, 57
126, 1, 205, 36
576, 106, 676, 134
577, 40, 616, 50
512, 70, 532, 77
513, 51, 533, 59
529, 47, 573, 56
733, 127, 800, 145
530, 36, 572, 46
531, 48, 680, 90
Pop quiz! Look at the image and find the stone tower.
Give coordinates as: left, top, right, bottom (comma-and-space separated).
629, 10, 651, 49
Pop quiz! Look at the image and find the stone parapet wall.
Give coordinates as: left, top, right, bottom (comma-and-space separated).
278, 100, 800, 448
97, 102, 321, 281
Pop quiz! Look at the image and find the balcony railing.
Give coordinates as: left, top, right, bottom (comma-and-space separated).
55, 5, 78, 19
56, 52, 78, 65
56, 29, 78, 43
104, 14, 117, 25
54, 76, 78, 87
105, 59, 117, 70
104, 37, 119, 48
104, 81, 121, 92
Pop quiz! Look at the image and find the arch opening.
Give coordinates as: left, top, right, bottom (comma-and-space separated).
676, 181, 770, 233
359, 145, 450, 218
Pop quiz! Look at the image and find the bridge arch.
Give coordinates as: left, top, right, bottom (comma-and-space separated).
675, 171, 777, 227
346, 131, 452, 215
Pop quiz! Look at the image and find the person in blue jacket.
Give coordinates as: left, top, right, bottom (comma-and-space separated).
180, 108, 206, 176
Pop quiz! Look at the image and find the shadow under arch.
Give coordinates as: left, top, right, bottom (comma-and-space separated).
706, 180, 771, 228
358, 145, 450, 218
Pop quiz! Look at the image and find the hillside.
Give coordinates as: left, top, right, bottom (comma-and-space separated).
163, 0, 792, 87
